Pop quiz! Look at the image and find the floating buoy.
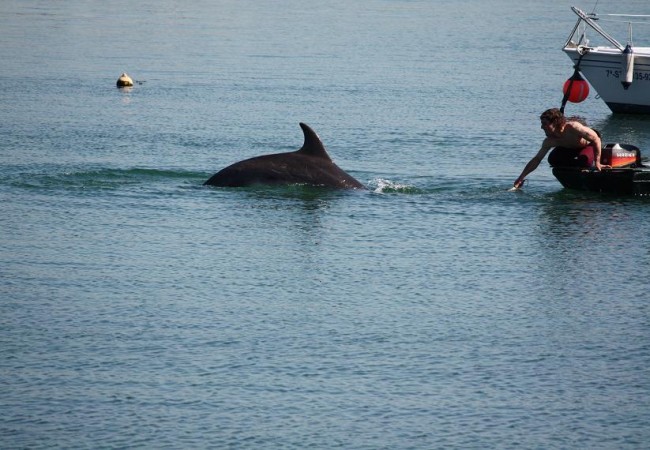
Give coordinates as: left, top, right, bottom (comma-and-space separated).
116, 73, 134, 88
562, 71, 589, 103
622, 44, 634, 90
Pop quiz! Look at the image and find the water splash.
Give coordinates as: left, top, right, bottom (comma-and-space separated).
369, 178, 419, 194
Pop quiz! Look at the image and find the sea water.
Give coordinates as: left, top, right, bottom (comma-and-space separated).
2, 0, 650, 448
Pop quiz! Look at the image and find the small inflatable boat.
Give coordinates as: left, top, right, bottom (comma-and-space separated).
552, 143, 650, 196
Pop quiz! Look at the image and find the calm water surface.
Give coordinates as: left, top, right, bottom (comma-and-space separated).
2, 0, 650, 448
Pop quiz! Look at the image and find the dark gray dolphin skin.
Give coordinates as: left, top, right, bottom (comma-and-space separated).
204, 123, 364, 189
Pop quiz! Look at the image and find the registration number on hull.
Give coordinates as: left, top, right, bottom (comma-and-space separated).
605, 69, 650, 81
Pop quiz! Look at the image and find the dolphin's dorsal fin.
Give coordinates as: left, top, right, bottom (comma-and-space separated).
297, 122, 332, 161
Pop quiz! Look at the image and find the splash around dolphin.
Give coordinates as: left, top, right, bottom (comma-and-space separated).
204, 123, 364, 189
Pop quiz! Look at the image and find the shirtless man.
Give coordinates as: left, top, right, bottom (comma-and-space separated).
512, 108, 605, 190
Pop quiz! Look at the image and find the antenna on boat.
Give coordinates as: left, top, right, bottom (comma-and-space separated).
627, 21, 633, 46
590, 0, 599, 16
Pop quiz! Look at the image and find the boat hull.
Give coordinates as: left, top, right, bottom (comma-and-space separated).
564, 47, 650, 114
552, 166, 650, 196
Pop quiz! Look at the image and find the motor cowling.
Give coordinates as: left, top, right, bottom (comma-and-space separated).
601, 143, 641, 168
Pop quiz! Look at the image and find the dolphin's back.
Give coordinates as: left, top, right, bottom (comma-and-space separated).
204, 152, 363, 188
204, 123, 364, 189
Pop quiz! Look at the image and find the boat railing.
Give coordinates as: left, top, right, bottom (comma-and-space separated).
566, 6, 650, 52
565, 6, 624, 51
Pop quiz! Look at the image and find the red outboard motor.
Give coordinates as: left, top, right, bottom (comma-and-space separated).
601, 143, 642, 168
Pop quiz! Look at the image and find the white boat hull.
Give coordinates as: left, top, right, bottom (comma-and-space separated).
564, 46, 650, 114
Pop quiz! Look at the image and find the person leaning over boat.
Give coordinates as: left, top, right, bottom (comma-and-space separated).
512, 108, 607, 189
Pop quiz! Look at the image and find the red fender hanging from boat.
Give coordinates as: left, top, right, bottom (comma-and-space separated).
562, 70, 589, 103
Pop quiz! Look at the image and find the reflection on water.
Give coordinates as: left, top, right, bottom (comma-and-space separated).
535, 191, 650, 300
593, 115, 650, 155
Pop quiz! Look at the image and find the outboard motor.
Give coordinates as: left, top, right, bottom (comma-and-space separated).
601, 143, 642, 168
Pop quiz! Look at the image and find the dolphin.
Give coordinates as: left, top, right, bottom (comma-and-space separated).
204, 123, 364, 189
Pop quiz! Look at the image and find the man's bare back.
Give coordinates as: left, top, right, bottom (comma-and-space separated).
542, 121, 598, 150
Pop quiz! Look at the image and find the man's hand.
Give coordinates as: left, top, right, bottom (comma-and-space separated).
509, 178, 525, 191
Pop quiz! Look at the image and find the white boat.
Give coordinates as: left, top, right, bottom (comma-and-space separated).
563, 6, 650, 114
